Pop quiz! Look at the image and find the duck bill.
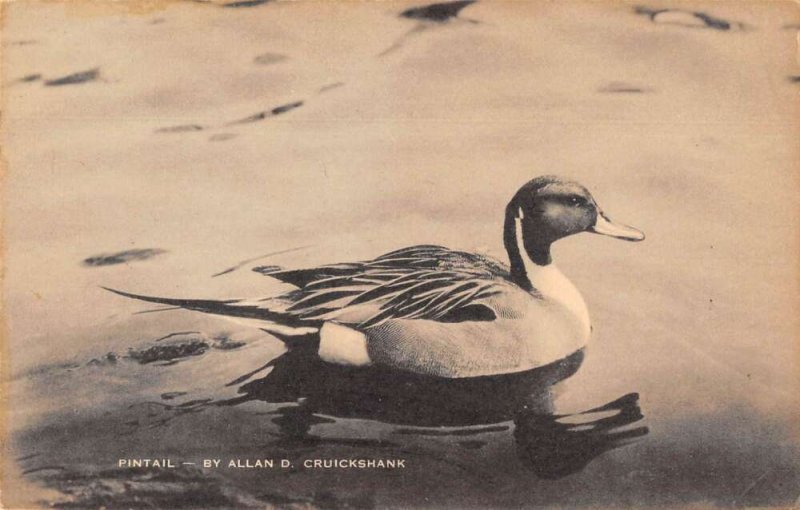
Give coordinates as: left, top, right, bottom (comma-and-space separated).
590, 213, 645, 241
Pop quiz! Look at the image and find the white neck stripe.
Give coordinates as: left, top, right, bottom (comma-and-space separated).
514, 213, 591, 339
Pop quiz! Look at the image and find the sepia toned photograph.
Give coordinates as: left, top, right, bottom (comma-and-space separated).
1, 0, 798, 508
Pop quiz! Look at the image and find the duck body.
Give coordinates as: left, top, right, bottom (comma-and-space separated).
106, 175, 643, 379
304, 245, 591, 378
363, 273, 589, 377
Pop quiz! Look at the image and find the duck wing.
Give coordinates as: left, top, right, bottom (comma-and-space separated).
255, 245, 509, 288
266, 245, 514, 328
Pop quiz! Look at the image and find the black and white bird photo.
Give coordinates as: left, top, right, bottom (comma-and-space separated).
2, 1, 798, 508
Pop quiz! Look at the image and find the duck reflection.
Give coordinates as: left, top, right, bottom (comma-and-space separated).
515, 392, 648, 479
219, 342, 648, 479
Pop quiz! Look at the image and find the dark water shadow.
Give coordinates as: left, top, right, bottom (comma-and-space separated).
597, 81, 653, 94
221, 0, 272, 8
155, 124, 206, 133
19, 73, 42, 83
400, 1, 476, 23
216, 343, 648, 478
633, 5, 745, 31
44, 68, 100, 87
82, 248, 166, 267
253, 52, 287, 66
226, 101, 304, 125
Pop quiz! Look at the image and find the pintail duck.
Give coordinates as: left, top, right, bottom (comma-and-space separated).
107, 175, 644, 378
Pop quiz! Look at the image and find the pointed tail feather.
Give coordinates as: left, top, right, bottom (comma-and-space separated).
102, 287, 322, 335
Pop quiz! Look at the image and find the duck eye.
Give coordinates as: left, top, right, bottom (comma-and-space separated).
568, 196, 583, 206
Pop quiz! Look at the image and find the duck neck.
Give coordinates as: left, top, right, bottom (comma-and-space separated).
503, 205, 552, 290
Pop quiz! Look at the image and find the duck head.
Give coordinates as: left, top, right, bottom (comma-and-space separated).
504, 175, 644, 288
